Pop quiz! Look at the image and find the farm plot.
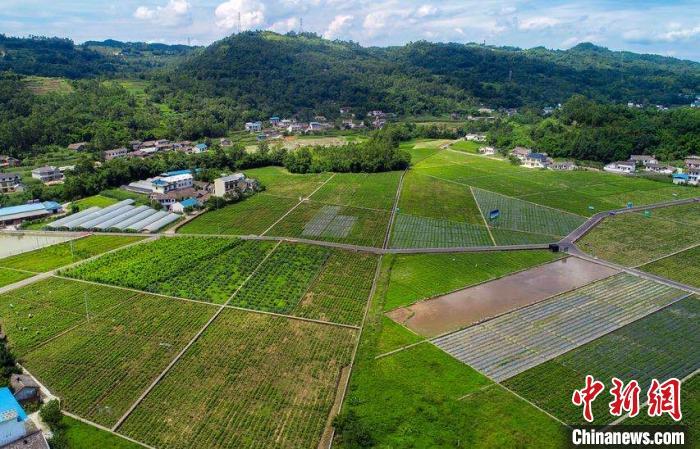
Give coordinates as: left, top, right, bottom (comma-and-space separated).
0, 277, 133, 354
0, 268, 33, 288
118, 308, 356, 449
400, 140, 440, 164
504, 296, 700, 425
231, 243, 330, 313
267, 201, 390, 248
64, 237, 275, 304
22, 293, 215, 427
382, 250, 562, 311
489, 228, 558, 245
577, 205, 700, 266
389, 257, 618, 337
0, 235, 145, 272
639, 245, 700, 288
310, 171, 402, 211
292, 250, 378, 325
178, 194, 297, 235
397, 172, 484, 224
433, 274, 687, 381
389, 214, 493, 249
244, 166, 333, 198
472, 188, 586, 238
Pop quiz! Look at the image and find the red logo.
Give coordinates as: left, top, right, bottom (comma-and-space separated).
647, 378, 682, 421
572, 375, 605, 422
609, 378, 641, 418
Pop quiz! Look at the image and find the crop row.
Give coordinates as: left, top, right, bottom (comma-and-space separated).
118, 308, 356, 449
390, 214, 493, 248
504, 295, 700, 425
23, 293, 215, 427
231, 243, 331, 313
291, 250, 379, 325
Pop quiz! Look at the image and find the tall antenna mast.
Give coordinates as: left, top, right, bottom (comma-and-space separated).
299, 17, 303, 33
238, 12, 242, 34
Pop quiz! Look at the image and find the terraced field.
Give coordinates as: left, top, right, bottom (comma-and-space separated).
504, 296, 700, 424
433, 274, 687, 381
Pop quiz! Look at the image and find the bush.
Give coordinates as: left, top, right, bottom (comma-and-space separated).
40, 400, 63, 431
333, 410, 375, 448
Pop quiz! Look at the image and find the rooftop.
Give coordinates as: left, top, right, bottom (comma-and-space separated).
179, 198, 199, 208
0, 387, 27, 423
0, 203, 47, 219
218, 173, 245, 182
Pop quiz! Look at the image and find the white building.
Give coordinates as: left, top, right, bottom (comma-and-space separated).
629, 155, 658, 166
465, 133, 487, 142
245, 122, 262, 132
604, 161, 636, 174
31, 166, 63, 183
522, 153, 552, 169
151, 173, 193, 194
510, 147, 531, 161
644, 164, 675, 175
479, 146, 496, 155
550, 161, 577, 171
104, 147, 129, 161
213, 173, 257, 197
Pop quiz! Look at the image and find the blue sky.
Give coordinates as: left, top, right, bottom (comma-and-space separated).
2, 0, 700, 61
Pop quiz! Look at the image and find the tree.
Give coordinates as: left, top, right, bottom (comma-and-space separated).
40, 400, 63, 430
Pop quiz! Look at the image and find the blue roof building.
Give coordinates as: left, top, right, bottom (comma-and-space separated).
0, 387, 28, 446
0, 202, 62, 226
162, 169, 193, 177
180, 198, 199, 208
195, 143, 208, 150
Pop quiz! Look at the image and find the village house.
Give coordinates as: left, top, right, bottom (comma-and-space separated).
31, 166, 63, 184
510, 147, 532, 161
306, 122, 324, 132
67, 142, 88, 151
689, 169, 700, 185
220, 138, 232, 147
0, 387, 49, 449
287, 123, 304, 133
269, 117, 280, 126
339, 107, 351, 115
103, 147, 129, 161
367, 110, 385, 118
685, 156, 700, 170
170, 197, 201, 213
465, 133, 487, 142
129, 140, 143, 150
0, 156, 20, 168
213, 173, 258, 198
672, 173, 690, 185
550, 161, 577, 171
9, 375, 39, 403
479, 146, 497, 155
191, 143, 208, 154
478, 107, 494, 114
0, 173, 22, 193
629, 155, 658, 166
522, 152, 552, 169
603, 161, 636, 174
644, 163, 675, 175
371, 118, 386, 129
0, 202, 61, 228
245, 121, 263, 132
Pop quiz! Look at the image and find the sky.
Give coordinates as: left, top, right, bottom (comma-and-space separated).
2, 0, 700, 61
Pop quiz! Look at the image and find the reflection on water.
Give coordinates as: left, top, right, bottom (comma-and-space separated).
0, 234, 77, 259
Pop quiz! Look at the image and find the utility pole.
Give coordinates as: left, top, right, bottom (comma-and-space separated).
299, 17, 303, 34
238, 12, 242, 34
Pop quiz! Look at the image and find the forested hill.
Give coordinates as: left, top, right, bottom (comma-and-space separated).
153, 31, 700, 118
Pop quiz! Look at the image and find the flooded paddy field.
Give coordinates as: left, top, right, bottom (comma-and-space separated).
386, 257, 619, 338
0, 233, 79, 259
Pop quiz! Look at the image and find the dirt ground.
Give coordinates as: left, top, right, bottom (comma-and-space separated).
386, 257, 619, 338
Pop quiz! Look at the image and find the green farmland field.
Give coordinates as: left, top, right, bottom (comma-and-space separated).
178, 194, 297, 235
389, 214, 493, 248
334, 255, 566, 448
23, 291, 215, 427
0, 277, 135, 354
72, 194, 119, 210
382, 250, 562, 310
292, 249, 378, 325
0, 235, 145, 272
267, 201, 390, 247
504, 296, 700, 425
397, 172, 484, 224
578, 204, 700, 266
119, 308, 356, 449
0, 267, 33, 288
310, 171, 402, 210
64, 237, 276, 304
640, 245, 700, 288
245, 166, 333, 198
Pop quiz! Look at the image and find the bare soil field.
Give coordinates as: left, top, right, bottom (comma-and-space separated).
386, 257, 619, 337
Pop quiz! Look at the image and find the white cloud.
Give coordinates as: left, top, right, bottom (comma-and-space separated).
623, 24, 700, 44
363, 10, 391, 33
323, 15, 353, 39
658, 25, 700, 42
415, 5, 438, 18
215, 0, 266, 30
133, 0, 191, 26
517, 16, 562, 31
269, 17, 299, 34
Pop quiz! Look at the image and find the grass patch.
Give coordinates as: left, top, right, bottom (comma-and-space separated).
449, 140, 482, 153
72, 194, 119, 210
383, 250, 562, 310
119, 308, 356, 449
62, 416, 143, 449
245, 166, 333, 198
389, 214, 493, 249
178, 194, 297, 235
0, 235, 145, 272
